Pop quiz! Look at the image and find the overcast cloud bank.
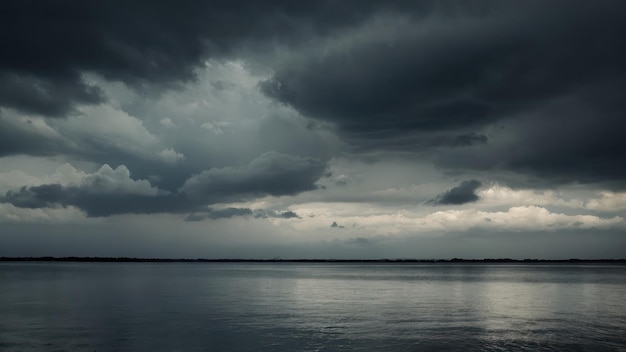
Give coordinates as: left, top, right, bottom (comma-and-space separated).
1, 1, 625, 258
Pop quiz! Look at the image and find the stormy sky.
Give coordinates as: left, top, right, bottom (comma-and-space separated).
1, 0, 625, 259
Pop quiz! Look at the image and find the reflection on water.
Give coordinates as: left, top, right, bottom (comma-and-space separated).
1, 263, 625, 351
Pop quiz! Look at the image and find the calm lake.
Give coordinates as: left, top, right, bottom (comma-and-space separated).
1, 262, 625, 351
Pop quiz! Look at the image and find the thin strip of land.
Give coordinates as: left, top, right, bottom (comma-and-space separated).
0, 257, 624, 263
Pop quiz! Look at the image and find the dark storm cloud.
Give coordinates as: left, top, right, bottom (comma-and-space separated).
262, 2, 625, 138
2, 0, 214, 116
278, 210, 299, 219
1, 184, 191, 217
180, 152, 327, 201
3, 1, 626, 187
185, 207, 253, 221
501, 91, 626, 185
254, 210, 300, 219
1, 152, 326, 217
0, 116, 63, 157
278, 210, 300, 219
452, 133, 488, 147
184, 208, 300, 221
0, 73, 104, 117
433, 89, 626, 187
260, 1, 626, 184
429, 180, 482, 205
331, 221, 345, 229
0, 0, 437, 117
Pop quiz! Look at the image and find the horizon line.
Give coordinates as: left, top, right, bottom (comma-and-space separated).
1, 257, 625, 263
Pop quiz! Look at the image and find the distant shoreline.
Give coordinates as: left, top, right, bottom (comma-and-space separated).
1, 257, 625, 264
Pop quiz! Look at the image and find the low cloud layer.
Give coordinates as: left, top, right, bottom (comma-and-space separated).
2, 153, 326, 217
180, 152, 328, 202
184, 207, 300, 222
1, 164, 188, 217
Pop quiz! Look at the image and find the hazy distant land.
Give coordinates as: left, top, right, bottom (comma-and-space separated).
1, 257, 624, 263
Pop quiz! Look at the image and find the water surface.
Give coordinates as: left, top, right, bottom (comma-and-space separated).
1, 262, 625, 351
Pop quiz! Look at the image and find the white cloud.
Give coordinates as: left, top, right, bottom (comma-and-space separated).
478, 184, 583, 208
478, 184, 626, 214
284, 202, 622, 239
159, 117, 176, 128
201, 120, 230, 134
158, 148, 185, 164
80, 164, 158, 196
585, 191, 626, 212
0, 162, 86, 193
0, 170, 46, 193
421, 206, 622, 232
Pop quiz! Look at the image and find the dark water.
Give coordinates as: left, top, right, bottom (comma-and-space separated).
1, 263, 625, 351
